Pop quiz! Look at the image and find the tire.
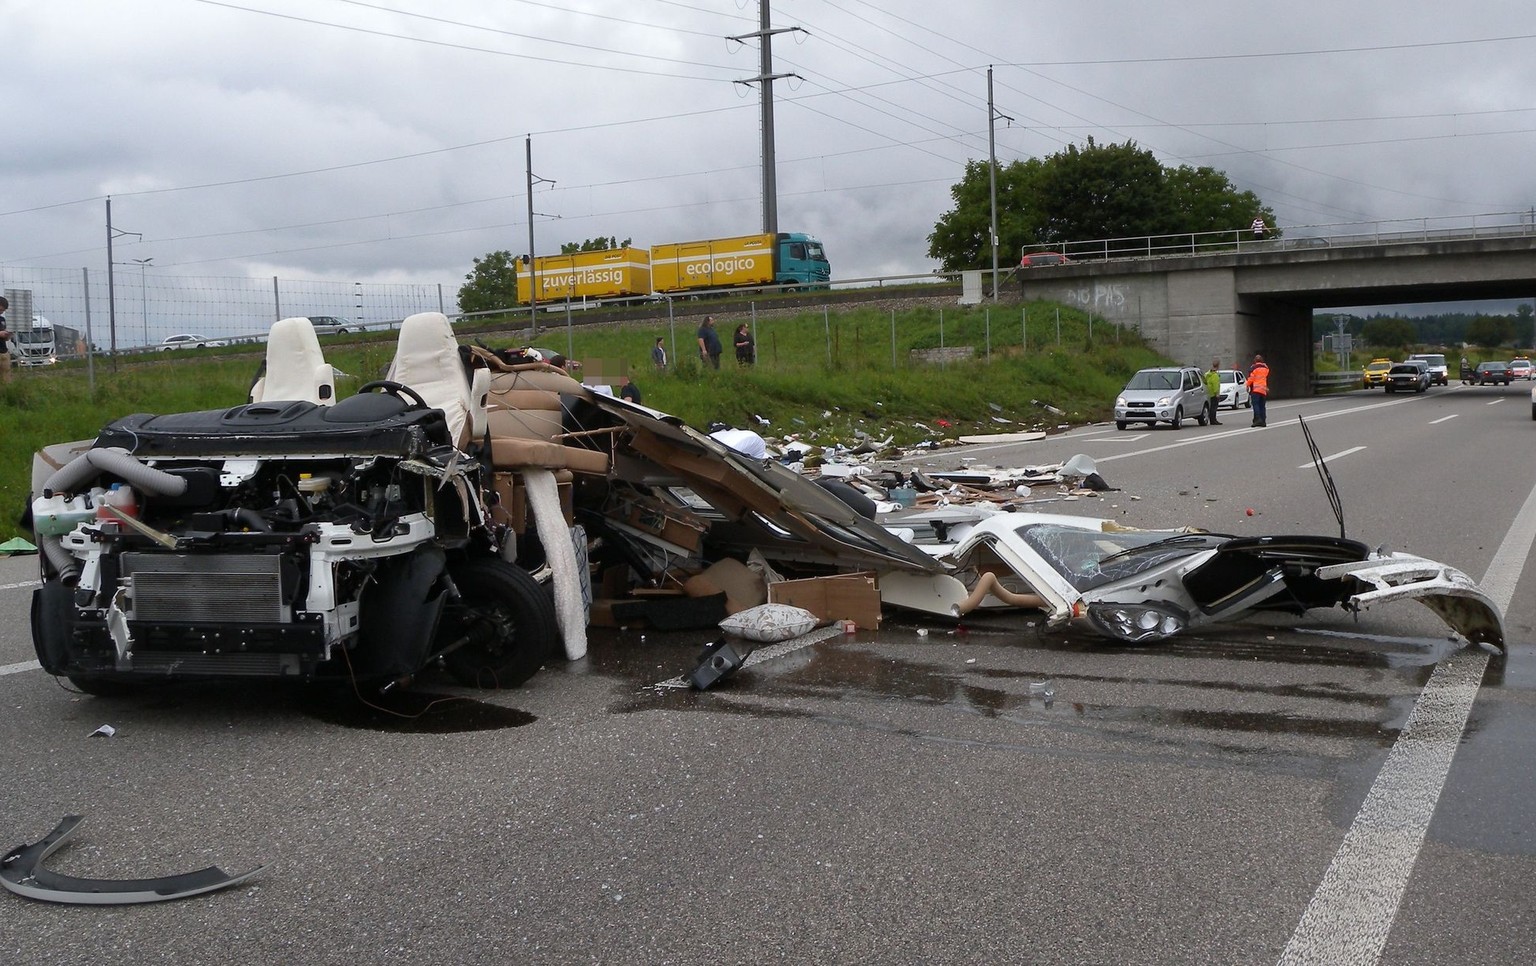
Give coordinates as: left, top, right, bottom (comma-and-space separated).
1196, 407, 1208, 427
1171, 407, 1183, 429
1115, 421, 1127, 431
439, 558, 557, 688
1386, 386, 1394, 393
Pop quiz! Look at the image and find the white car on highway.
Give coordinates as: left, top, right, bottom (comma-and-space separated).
1216, 369, 1250, 410
159, 334, 228, 351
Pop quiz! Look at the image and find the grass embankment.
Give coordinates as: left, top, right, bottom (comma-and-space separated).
1, 302, 1165, 542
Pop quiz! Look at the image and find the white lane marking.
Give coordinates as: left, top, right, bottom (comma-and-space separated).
1089, 433, 1150, 443
1278, 475, 1536, 965
1428, 414, 1458, 425
0, 580, 41, 592
650, 626, 844, 690
1298, 446, 1366, 470
1028, 394, 1440, 468
0, 660, 41, 677
1487, 399, 1504, 406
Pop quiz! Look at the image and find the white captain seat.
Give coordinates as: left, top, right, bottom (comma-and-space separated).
385, 311, 488, 447
249, 316, 335, 405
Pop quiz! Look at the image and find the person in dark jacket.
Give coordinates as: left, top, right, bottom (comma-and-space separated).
696, 316, 722, 369
733, 323, 755, 365
618, 375, 641, 404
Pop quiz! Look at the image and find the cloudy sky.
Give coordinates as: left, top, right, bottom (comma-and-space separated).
4, 0, 1536, 329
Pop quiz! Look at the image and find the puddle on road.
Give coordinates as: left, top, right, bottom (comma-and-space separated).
300, 689, 537, 733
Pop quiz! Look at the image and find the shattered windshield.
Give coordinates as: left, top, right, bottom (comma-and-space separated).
1123, 370, 1180, 391
1015, 523, 1217, 591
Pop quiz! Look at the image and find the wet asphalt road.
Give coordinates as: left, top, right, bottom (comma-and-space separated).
1, 383, 1534, 965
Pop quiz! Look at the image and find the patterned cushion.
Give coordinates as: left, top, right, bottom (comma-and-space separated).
718, 603, 819, 643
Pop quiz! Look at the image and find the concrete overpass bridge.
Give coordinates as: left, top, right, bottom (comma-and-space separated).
1015, 213, 1536, 396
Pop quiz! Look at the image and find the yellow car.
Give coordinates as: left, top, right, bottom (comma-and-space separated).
1362, 358, 1393, 387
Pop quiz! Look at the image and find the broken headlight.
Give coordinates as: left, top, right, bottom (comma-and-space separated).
1086, 602, 1188, 642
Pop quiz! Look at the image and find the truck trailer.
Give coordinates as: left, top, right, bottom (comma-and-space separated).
515, 246, 651, 304
515, 232, 829, 304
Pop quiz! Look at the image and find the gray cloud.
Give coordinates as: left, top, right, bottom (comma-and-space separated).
5, 0, 1535, 312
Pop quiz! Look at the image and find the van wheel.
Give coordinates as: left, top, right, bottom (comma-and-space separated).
1171, 407, 1183, 429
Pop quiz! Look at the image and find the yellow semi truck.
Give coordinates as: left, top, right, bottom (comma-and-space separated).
516, 232, 829, 303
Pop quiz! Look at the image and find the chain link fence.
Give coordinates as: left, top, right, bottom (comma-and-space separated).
2, 266, 456, 356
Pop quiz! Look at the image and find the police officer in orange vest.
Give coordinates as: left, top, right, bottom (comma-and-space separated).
1248, 354, 1270, 427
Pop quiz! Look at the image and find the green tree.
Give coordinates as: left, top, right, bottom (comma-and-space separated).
1466, 316, 1514, 348
560, 236, 632, 254
1034, 139, 1165, 242
1162, 164, 1272, 237
1361, 317, 1417, 351
458, 250, 520, 315
927, 139, 1275, 271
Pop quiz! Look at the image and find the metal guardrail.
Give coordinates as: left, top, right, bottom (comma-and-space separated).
1022, 209, 1536, 266
1312, 371, 1364, 393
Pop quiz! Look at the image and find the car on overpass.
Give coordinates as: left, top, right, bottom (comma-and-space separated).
1362, 358, 1393, 387
1019, 251, 1070, 268
1473, 361, 1514, 385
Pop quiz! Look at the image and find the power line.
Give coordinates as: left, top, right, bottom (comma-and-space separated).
189, 0, 735, 79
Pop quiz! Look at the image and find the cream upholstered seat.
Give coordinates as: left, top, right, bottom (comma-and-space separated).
249, 316, 335, 405
385, 312, 488, 447
484, 366, 610, 475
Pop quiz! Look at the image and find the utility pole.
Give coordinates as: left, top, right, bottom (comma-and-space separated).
987, 67, 1013, 303
104, 196, 141, 371
132, 257, 153, 347
729, 1, 803, 236
525, 135, 556, 337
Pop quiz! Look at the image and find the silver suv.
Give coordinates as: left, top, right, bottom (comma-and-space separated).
1407, 353, 1448, 386
1114, 366, 1209, 430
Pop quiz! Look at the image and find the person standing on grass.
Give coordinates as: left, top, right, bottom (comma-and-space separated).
696, 316, 722, 370
733, 323, 755, 366
651, 337, 667, 369
0, 296, 12, 385
1203, 359, 1223, 426
1248, 353, 1270, 427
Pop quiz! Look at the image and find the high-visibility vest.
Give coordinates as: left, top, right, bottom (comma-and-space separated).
1249, 363, 1270, 395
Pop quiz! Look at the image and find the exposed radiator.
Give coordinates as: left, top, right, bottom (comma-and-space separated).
122, 553, 289, 623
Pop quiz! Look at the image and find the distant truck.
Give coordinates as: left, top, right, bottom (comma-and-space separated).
3, 289, 84, 365
516, 232, 830, 304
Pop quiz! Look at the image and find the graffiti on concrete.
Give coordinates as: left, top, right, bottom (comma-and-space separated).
1065, 283, 1128, 315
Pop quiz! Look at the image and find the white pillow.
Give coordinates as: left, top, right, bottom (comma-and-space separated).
718, 603, 819, 643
